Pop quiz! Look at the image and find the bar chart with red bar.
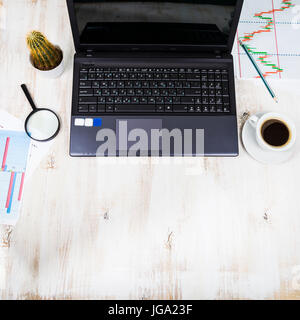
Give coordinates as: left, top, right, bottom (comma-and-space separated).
0, 130, 30, 224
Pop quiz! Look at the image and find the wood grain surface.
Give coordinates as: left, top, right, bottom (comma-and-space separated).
1, 0, 300, 300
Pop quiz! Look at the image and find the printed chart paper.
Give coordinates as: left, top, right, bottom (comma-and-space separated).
233, 0, 300, 79
0, 109, 53, 178
0, 131, 30, 225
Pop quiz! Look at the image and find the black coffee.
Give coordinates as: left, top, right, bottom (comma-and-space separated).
261, 120, 290, 147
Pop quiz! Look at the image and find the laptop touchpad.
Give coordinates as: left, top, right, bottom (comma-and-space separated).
116, 119, 162, 156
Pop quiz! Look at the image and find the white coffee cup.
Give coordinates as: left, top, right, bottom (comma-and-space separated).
249, 112, 296, 152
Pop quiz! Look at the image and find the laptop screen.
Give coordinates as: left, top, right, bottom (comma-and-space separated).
71, 0, 240, 49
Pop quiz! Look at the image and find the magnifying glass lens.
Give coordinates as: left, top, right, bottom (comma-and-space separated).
25, 109, 60, 141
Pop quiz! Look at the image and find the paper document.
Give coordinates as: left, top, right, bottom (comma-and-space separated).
0, 131, 30, 225
233, 0, 300, 79
0, 110, 53, 225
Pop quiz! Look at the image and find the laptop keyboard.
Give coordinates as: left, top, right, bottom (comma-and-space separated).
78, 66, 231, 114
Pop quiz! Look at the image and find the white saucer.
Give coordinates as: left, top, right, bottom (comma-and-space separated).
242, 113, 294, 165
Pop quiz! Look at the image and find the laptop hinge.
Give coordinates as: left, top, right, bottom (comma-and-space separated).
82, 49, 230, 59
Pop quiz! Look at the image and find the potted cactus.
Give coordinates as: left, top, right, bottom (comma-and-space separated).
26, 31, 64, 78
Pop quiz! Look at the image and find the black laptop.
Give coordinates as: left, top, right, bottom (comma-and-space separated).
66, 0, 243, 157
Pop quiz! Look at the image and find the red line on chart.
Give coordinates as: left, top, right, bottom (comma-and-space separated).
271, 0, 282, 79
1, 137, 10, 170
18, 172, 25, 201
5, 172, 15, 208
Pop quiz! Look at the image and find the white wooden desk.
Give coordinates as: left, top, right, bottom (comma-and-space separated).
1, 0, 300, 300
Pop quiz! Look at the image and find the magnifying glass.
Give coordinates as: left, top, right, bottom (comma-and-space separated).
21, 84, 60, 142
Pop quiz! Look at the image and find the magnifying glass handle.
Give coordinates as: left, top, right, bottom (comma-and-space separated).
21, 84, 37, 110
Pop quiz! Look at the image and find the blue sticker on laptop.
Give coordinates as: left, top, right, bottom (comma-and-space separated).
93, 118, 102, 127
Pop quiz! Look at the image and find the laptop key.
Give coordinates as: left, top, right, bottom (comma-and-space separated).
100, 81, 108, 88
94, 89, 102, 96
79, 81, 91, 88
89, 105, 97, 112
169, 89, 176, 96
191, 82, 201, 88
102, 89, 110, 96
132, 97, 140, 104
79, 97, 97, 104
98, 97, 106, 104
183, 81, 191, 88
222, 74, 229, 81
156, 97, 164, 104
215, 82, 222, 89
106, 105, 114, 112
186, 73, 201, 80
92, 81, 100, 88
156, 105, 164, 112
79, 89, 93, 96
106, 97, 114, 104
173, 105, 188, 112
165, 105, 173, 112
203, 105, 209, 112
164, 97, 173, 104
78, 105, 88, 113
169, 74, 178, 80
202, 97, 208, 104
185, 89, 201, 96
80, 72, 88, 80
114, 105, 155, 112
223, 96, 230, 105
195, 105, 202, 112
223, 83, 229, 95
181, 97, 194, 104
88, 73, 95, 80
123, 97, 131, 104
216, 97, 222, 105
98, 105, 106, 112
208, 73, 215, 80
114, 97, 122, 104
209, 97, 216, 104
195, 97, 202, 104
